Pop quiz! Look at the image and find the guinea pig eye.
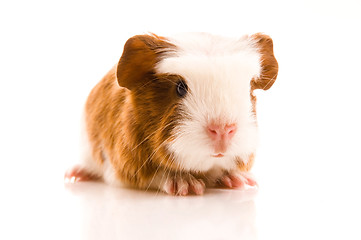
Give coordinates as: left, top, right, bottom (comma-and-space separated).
176, 80, 188, 97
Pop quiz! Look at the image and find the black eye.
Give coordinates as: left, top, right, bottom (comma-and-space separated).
176, 80, 188, 97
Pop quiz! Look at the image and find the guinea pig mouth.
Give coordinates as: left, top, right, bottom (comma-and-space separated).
211, 153, 225, 158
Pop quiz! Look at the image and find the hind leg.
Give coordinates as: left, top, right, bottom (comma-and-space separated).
65, 117, 103, 183
64, 165, 101, 183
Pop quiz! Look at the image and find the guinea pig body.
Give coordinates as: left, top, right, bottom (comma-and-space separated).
65, 33, 278, 195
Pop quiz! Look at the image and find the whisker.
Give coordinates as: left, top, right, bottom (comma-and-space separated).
131, 137, 168, 181
131, 121, 174, 152
130, 123, 176, 180
154, 155, 175, 197
145, 158, 164, 193
144, 138, 172, 192
261, 74, 277, 90
158, 153, 174, 186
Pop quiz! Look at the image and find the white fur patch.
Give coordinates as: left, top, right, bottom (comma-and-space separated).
80, 114, 123, 186
156, 33, 261, 172
102, 154, 123, 187
79, 114, 103, 177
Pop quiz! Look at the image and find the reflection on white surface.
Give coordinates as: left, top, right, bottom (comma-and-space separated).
65, 182, 258, 240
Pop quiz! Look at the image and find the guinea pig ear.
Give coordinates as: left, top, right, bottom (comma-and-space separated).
116, 34, 172, 90
251, 33, 279, 91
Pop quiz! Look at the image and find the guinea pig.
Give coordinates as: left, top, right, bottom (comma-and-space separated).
65, 32, 278, 195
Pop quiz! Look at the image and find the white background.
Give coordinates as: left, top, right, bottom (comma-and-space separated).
1, 0, 361, 239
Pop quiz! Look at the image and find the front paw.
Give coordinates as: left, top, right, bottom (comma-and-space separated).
162, 173, 206, 196
218, 171, 258, 189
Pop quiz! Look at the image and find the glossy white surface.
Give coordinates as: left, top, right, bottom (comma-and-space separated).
1, 0, 361, 239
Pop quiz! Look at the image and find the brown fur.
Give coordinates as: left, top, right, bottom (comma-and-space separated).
238, 33, 278, 172
86, 35, 186, 189
251, 33, 279, 91
85, 33, 277, 190
237, 153, 255, 172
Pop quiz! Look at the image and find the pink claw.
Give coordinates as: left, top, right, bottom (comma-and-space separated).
219, 172, 257, 189
163, 176, 205, 196
64, 165, 99, 183
221, 176, 233, 188
245, 176, 257, 186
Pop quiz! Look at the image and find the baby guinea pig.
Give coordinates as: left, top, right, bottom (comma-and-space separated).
65, 32, 278, 195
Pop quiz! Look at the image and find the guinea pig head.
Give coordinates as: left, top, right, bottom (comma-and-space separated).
116, 33, 278, 173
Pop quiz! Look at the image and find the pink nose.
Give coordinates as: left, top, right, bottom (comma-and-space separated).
207, 123, 237, 141
207, 123, 237, 154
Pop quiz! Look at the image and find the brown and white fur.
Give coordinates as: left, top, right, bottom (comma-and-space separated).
65, 32, 278, 195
